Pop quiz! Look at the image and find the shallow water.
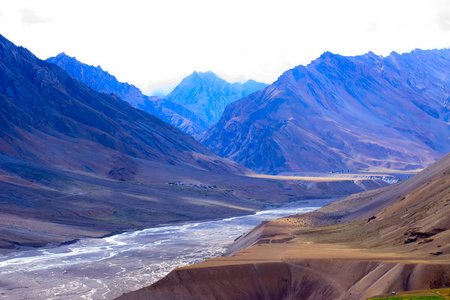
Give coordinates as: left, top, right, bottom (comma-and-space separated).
0, 199, 333, 299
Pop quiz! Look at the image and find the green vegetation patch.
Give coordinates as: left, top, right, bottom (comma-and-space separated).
369, 288, 450, 300
370, 297, 443, 300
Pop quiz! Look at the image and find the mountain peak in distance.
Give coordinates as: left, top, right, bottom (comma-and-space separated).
166, 71, 268, 125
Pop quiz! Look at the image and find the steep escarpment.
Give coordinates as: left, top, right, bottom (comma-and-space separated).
202, 49, 450, 174
117, 261, 450, 300
118, 153, 450, 299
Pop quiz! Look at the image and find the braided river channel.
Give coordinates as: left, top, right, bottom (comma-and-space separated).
0, 199, 334, 299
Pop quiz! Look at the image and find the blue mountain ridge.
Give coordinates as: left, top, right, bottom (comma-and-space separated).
166, 71, 268, 125
46, 53, 209, 136
202, 49, 450, 174
47, 54, 268, 137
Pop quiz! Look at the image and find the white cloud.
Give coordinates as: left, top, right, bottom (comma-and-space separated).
437, 11, 450, 31
19, 8, 51, 25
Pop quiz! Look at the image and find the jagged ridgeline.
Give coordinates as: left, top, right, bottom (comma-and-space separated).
46, 54, 268, 137
202, 50, 450, 174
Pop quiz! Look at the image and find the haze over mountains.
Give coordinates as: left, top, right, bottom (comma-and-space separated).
47, 53, 267, 137
203, 49, 450, 174
46, 53, 209, 136
165, 71, 268, 125
48, 50, 450, 177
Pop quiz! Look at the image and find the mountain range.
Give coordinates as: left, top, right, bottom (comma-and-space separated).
1, 35, 383, 250
0, 34, 255, 249
47, 54, 267, 136
202, 49, 450, 174
46, 53, 209, 136
3, 42, 241, 176
0, 35, 278, 249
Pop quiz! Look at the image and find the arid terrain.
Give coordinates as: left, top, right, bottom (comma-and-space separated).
118, 153, 450, 300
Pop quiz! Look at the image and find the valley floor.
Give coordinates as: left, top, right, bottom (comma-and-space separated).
117, 155, 450, 300
0, 156, 390, 253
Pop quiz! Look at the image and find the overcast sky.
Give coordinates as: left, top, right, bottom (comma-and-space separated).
1, 0, 449, 95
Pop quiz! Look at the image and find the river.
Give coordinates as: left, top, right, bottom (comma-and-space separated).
0, 199, 333, 299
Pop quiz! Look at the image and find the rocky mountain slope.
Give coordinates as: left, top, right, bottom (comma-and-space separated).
46, 53, 209, 136
166, 71, 268, 125
117, 152, 450, 300
202, 49, 450, 174
3, 41, 239, 175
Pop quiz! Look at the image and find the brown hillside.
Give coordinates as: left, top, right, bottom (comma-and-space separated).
117, 153, 450, 300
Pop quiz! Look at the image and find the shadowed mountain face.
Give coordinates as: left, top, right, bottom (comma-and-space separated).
202, 50, 450, 174
46, 53, 209, 136
165, 71, 268, 125
2, 39, 242, 175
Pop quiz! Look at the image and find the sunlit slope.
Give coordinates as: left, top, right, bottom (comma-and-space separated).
203, 50, 450, 174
